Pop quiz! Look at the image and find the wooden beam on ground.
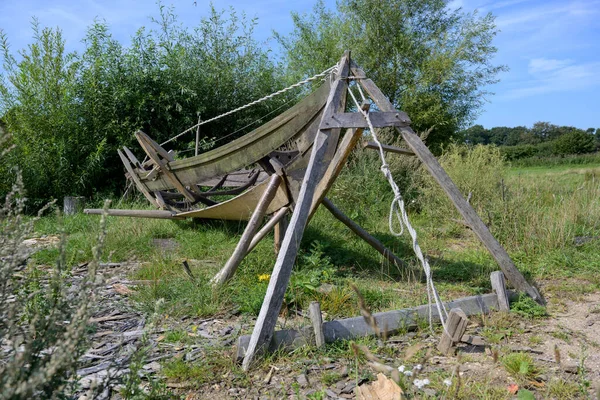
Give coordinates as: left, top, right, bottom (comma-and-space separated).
490, 271, 510, 312
246, 207, 289, 255
83, 208, 183, 219
235, 291, 516, 362
362, 142, 415, 156
211, 175, 282, 286
309, 301, 325, 348
350, 61, 544, 305
241, 52, 351, 371
437, 308, 468, 355
322, 198, 406, 269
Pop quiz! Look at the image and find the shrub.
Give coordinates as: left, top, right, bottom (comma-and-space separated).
553, 130, 596, 155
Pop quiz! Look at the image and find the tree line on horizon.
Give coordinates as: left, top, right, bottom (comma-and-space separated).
460, 122, 599, 160
0, 1, 508, 207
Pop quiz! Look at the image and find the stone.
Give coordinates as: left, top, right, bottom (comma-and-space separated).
296, 374, 309, 388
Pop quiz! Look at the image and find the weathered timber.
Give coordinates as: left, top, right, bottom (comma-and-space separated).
123, 146, 144, 170
84, 209, 182, 219
273, 212, 289, 255
309, 301, 325, 348
141, 82, 332, 192
320, 111, 411, 129
351, 61, 544, 305
212, 175, 282, 286
64, 196, 85, 215
490, 271, 510, 312
362, 141, 415, 156
322, 198, 406, 268
437, 308, 468, 355
117, 149, 160, 208
235, 291, 516, 361
246, 207, 290, 254
241, 52, 351, 371
201, 171, 259, 197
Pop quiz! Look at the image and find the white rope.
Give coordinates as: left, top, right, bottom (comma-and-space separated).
160, 65, 338, 146
347, 85, 449, 333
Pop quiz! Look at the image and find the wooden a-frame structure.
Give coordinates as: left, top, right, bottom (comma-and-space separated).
85, 52, 543, 369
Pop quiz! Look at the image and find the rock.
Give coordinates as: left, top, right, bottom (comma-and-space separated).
296, 374, 309, 388
325, 389, 339, 399
340, 381, 356, 394
339, 366, 348, 378
562, 364, 579, 374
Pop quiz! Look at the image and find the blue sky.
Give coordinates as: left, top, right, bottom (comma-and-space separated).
0, 0, 598, 129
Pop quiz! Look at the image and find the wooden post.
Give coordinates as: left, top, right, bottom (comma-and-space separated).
437, 308, 468, 355
490, 271, 510, 312
246, 207, 289, 255
241, 52, 351, 371
63, 196, 85, 215
351, 62, 544, 305
195, 114, 201, 156
273, 213, 289, 255
117, 149, 160, 208
322, 198, 406, 269
211, 175, 282, 286
309, 301, 325, 348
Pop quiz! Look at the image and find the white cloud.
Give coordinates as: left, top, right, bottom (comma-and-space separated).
528, 58, 573, 74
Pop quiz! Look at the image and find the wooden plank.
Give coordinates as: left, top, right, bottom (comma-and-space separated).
142, 81, 332, 192
123, 146, 144, 170
351, 62, 544, 305
322, 198, 406, 268
247, 207, 290, 254
241, 52, 351, 371
117, 149, 160, 208
176, 178, 289, 221
273, 213, 289, 255
309, 301, 325, 348
363, 142, 415, 156
211, 175, 282, 286
236, 291, 515, 361
136, 131, 197, 202
84, 208, 182, 219
321, 111, 410, 129
437, 308, 468, 355
490, 271, 510, 312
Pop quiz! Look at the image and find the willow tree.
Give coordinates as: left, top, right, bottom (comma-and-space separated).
275, 0, 506, 151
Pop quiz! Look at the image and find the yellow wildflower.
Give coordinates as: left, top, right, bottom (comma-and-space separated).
258, 274, 270, 282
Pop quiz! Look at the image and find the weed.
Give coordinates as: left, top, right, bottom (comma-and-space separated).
528, 335, 543, 346
545, 378, 580, 399
502, 353, 541, 382
511, 294, 547, 319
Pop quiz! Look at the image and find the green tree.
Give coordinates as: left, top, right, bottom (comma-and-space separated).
275, 0, 507, 151
553, 130, 596, 155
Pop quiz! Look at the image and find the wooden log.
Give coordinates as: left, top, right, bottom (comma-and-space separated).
63, 196, 85, 215
211, 175, 282, 286
437, 308, 468, 355
351, 61, 544, 305
235, 291, 515, 362
241, 52, 351, 371
490, 271, 510, 312
273, 213, 289, 255
322, 198, 406, 268
320, 111, 410, 129
309, 301, 325, 348
246, 207, 289, 254
362, 142, 415, 156
84, 208, 183, 219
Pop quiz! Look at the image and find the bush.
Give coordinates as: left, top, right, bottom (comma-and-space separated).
553, 130, 596, 155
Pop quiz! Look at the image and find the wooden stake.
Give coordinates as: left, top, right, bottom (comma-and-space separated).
246, 207, 289, 254
490, 271, 510, 312
309, 301, 325, 348
241, 52, 351, 371
351, 61, 544, 305
322, 198, 406, 269
211, 175, 282, 286
273, 213, 289, 255
437, 308, 468, 355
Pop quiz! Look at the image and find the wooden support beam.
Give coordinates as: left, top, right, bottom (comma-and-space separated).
241, 52, 351, 371
350, 61, 544, 305
117, 149, 160, 208
437, 308, 468, 355
83, 208, 182, 219
273, 213, 289, 255
211, 175, 282, 286
490, 271, 510, 312
362, 142, 415, 156
246, 206, 289, 254
235, 291, 515, 362
309, 301, 325, 348
320, 111, 410, 129
322, 198, 406, 269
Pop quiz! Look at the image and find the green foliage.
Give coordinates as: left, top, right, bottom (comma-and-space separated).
553, 130, 596, 155
0, 4, 287, 207
511, 294, 547, 319
502, 352, 541, 382
275, 0, 506, 150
